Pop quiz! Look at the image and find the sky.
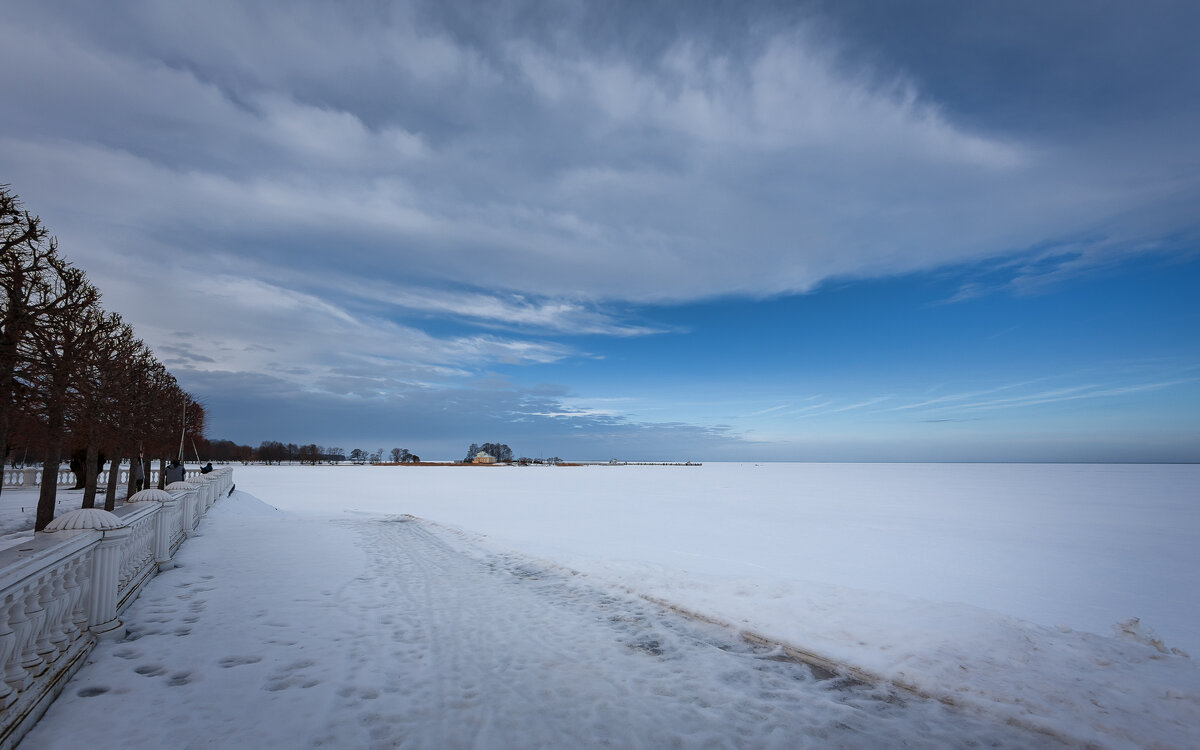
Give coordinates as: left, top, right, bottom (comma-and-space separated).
1, 0, 1197, 462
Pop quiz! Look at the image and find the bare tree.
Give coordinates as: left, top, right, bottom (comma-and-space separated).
69, 311, 128, 509
257, 440, 285, 465
120, 345, 160, 498
0, 188, 82, 498
143, 366, 185, 487
96, 325, 153, 510
297, 443, 320, 465
24, 268, 104, 530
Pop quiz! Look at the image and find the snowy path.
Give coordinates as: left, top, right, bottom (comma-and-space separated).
22, 495, 1067, 749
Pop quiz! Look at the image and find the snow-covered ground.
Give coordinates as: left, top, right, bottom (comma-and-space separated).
0, 485, 89, 549
14, 463, 1200, 748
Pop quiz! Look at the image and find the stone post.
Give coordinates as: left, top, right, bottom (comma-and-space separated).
44, 508, 130, 640
129, 489, 176, 570
167, 483, 198, 535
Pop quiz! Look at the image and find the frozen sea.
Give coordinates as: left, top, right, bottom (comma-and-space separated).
12, 462, 1200, 748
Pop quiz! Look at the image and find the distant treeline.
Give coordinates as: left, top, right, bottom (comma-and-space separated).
201, 441, 421, 465
190, 440, 572, 466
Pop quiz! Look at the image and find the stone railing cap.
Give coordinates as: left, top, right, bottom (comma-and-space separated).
129, 489, 174, 503
166, 481, 196, 490
44, 508, 124, 532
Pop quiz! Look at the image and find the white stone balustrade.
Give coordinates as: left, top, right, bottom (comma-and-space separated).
0, 465, 214, 490
0, 467, 234, 750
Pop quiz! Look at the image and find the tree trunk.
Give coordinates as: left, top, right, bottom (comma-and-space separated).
104, 451, 123, 511
126, 452, 140, 498
35, 402, 66, 531
81, 443, 100, 508
157, 457, 166, 489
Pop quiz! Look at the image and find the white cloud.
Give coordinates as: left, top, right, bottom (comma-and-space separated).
4, 3, 1189, 311
344, 283, 666, 336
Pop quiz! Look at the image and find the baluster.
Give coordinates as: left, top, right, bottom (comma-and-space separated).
117, 533, 135, 592
43, 571, 70, 658
71, 553, 92, 636
29, 575, 57, 668
13, 582, 43, 683
3, 592, 32, 692
57, 557, 84, 644
0, 593, 18, 706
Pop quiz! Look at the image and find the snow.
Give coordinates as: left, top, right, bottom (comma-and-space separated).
0, 485, 85, 550
14, 462, 1200, 748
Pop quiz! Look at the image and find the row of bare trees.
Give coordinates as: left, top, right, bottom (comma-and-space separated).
2, 186, 205, 530
179, 440, 425, 465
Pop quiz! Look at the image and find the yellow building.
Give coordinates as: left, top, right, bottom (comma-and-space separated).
473, 452, 496, 464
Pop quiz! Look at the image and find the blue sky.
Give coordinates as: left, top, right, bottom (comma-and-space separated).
1, 0, 1197, 461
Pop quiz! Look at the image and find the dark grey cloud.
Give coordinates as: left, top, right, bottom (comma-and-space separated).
808, 0, 1200, 133
156, 344, 217, 364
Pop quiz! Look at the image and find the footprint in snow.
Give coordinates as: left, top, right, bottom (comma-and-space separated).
134, 664, 166, 677
283, 659, 316, 671
264, 675, 321, 692
218, 655, 263, 668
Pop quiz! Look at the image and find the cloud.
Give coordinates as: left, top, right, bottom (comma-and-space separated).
6, 0, 1195, 313
949, 380, 1198, 414
885, 380, 1039, 412
332, 282, 668, 336
1, 0, 1197, 457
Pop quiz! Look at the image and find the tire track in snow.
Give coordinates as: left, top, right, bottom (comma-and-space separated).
320, 516, 1069, 750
